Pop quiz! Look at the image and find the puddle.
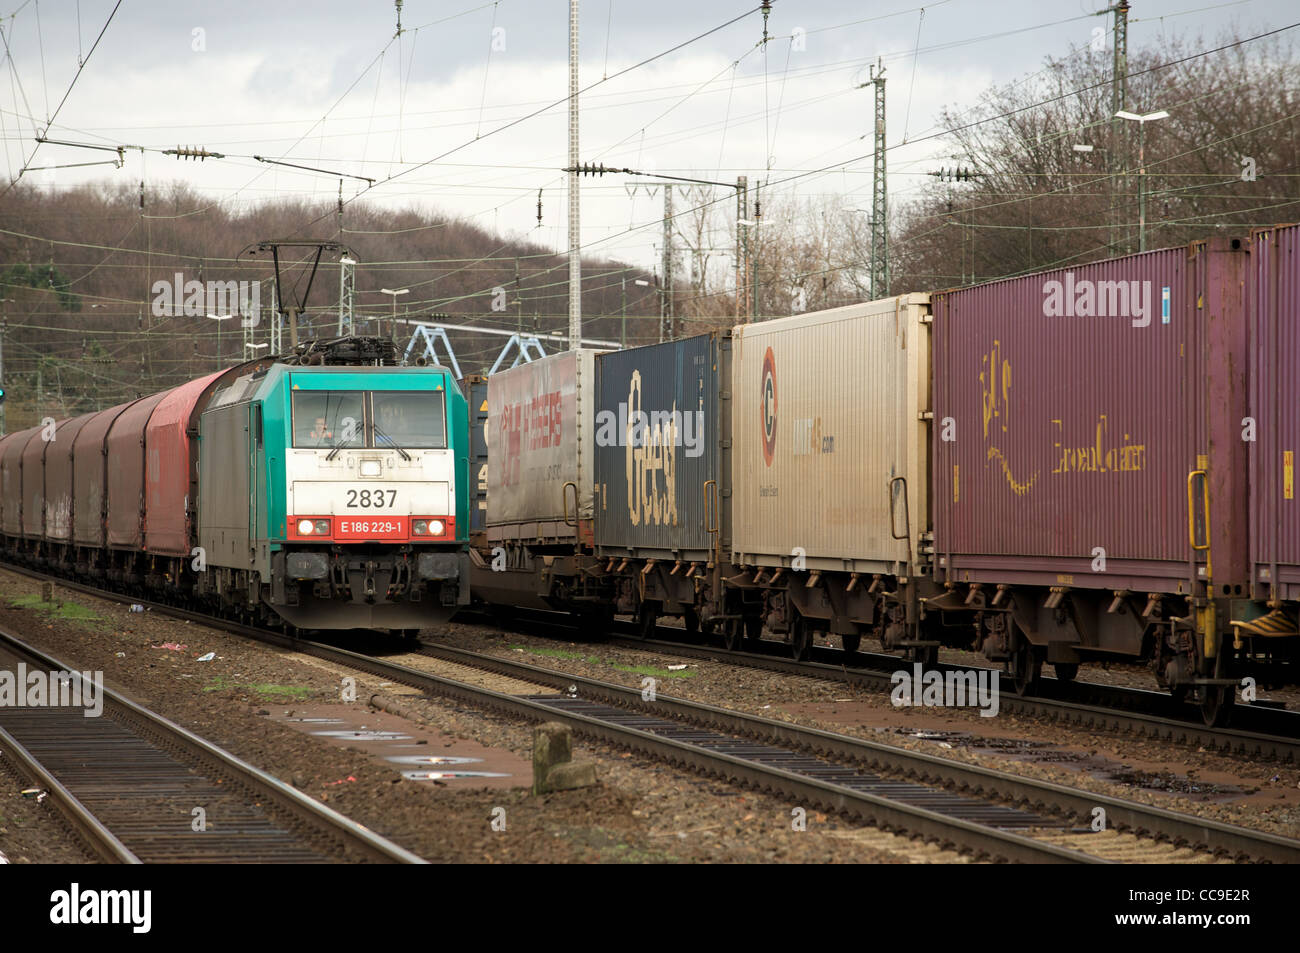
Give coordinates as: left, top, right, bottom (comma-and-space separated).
885, 727, 1091, 766
401, 770, 511, 781
1103, 769, 1245, 800
270, 702, 531, 789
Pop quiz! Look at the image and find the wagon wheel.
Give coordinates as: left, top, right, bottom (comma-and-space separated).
790, 617, 813, 662
722, 618, 744, 652
1053, 662, 1079, 683
634, 601, 659, 641
840, 632, 862, 655
1200, 685, 1235, 727
1011, 639, 1041, 696
682, 606, 700, 640
909, 643, 938, 667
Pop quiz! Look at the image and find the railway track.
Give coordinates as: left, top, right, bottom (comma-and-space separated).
465, 606, 1300, 763
5, 566, 1299, 862
405, 640, 1300, 863
0, 629, 424, 864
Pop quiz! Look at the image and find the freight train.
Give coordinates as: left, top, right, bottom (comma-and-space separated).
0, 337, 470, 633
465, 229, 1300, 725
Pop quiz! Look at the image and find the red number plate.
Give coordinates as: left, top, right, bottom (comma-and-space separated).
336, 517, 408, 539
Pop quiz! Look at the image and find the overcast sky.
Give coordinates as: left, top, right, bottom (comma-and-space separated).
1, 0, 1294, 275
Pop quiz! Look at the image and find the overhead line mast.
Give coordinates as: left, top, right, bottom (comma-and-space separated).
868, 60, 888, 299
567, 0, 582, 350
1108, 1, 1131, 253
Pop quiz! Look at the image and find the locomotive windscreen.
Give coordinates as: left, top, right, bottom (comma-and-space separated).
291, 389, 447, 450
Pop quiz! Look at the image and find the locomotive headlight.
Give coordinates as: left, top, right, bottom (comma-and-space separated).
428, 519, 445, 536
297, 519, 315, 535
314, 519, 331, 535
412, 520, 428, 535
359, 459, 382, 477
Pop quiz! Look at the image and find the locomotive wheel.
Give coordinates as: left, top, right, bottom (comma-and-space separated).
1200, 685, 1235, 727
722, 618, 744, 651
1011, 640, 1041, 696
790, 617, 812, 661
1053, 662, 1079, 683
634, 601, 659, 640
840, 632, 861, 655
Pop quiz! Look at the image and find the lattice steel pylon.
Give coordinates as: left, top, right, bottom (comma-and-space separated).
661, 184, 674, 342
870, 61, 889, 299
337, 256, 356, 336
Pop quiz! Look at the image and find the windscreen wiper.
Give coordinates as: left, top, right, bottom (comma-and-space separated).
324, 428, 357, 461
372, 422, 412, 461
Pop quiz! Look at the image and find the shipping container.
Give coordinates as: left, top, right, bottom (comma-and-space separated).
486, 349, 598, 541
593, 332, 724, 562
931, 239, 1248, 596
145, 371, 224, 556
458, 375, 489, 536
45, 414, 94, 540
1248, 225, 1300, 601
731, 295, 933, 574
72, 402, 134, 548
105, 392, 168, 549
0, 429, 38, 537
20, 425, 48, 538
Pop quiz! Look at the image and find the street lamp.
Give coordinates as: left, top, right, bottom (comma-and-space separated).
1115, 109, 1169, 251
206, 312, 235, 369
631, 279, 651, 349
379, 288, 409, 341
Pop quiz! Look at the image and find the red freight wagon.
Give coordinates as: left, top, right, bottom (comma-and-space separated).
20, 426, 49, 539
1, 429, 39, 538
145, 371, 224, 556
0, 431, 25, 536
931, 238, 1248, 719
72, 403, 133, 548
45, 415, 94, 540
105, 393, 168, 550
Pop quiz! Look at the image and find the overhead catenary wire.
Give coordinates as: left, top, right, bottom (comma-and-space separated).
0, 6, 1294, 375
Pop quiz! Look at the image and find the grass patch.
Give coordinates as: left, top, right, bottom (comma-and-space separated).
510, 644, 695, 679
203, 675, 312, 699
10, 593, 103, 627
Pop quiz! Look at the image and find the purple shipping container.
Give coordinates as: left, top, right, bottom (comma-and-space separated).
1249, 225, 1300, 601
932, 238, 1248, 596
